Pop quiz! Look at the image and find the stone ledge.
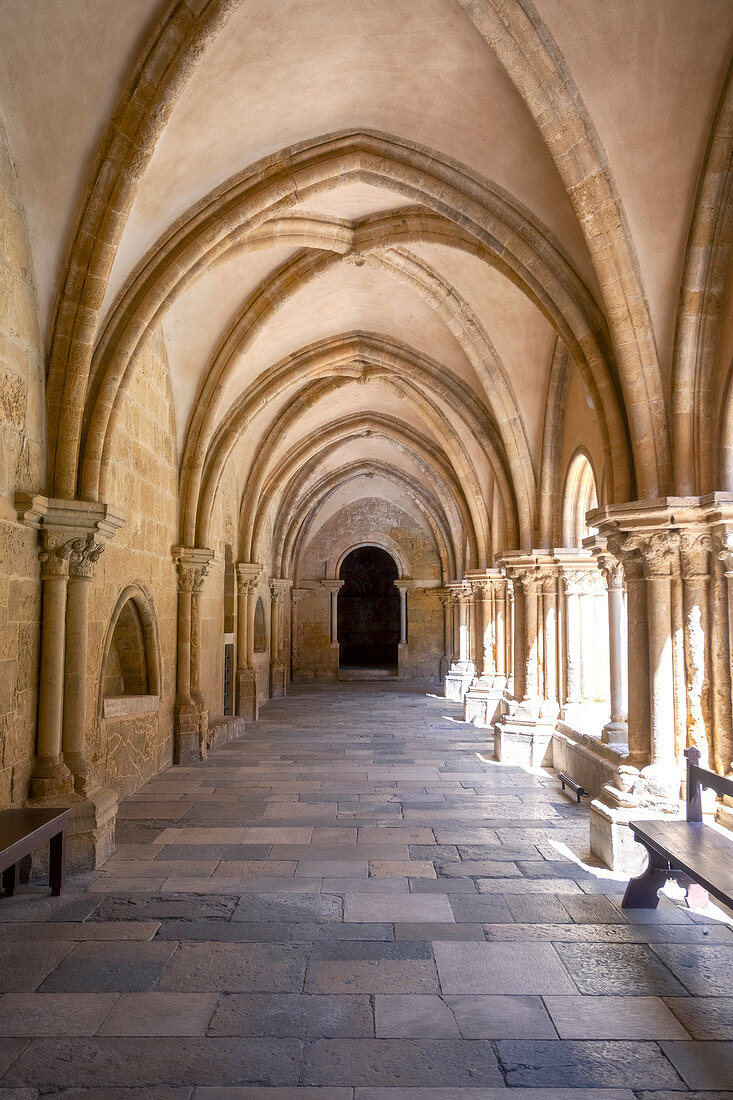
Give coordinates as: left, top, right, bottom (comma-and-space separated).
103, 695, 160, 718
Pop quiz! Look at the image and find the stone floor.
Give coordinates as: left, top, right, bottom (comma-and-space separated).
1, 683, 733, 1098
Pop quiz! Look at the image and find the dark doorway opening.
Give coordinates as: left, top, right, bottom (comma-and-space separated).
338, 546, 400, 670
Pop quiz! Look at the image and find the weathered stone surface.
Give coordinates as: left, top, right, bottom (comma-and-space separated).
553, 943, 689, 995
157, 942, 307, 993
301, 1038, 503, 1086
497, 1039, 684, 1088
209, 993, 374, 1037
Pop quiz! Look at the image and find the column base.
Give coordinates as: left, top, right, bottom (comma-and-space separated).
463, 678, 503, 728
29, 755, 74, 799
28, 785, 119, 875
493, 704, 556, 767
63, 751, 102, 797
444, 661, 474, 701
174, 697, 207, 764
589, 797, 683, 874
270, 662, 286, 698
601, 719, 629, 747
236, 668, 259, 722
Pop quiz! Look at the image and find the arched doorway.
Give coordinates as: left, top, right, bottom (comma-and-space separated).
338, 546, 400, 672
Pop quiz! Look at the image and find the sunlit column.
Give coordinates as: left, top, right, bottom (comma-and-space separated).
641, 534, 677, 776
597, 554, 628, 744
679, 532, 711, 766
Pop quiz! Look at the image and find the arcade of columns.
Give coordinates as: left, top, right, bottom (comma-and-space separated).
2, 1, 733, 878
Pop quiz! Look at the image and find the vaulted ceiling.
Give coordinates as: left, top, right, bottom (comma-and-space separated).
2, 0, 731, 574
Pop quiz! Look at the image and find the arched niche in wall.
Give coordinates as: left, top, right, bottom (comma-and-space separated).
254, 596, 267, 653
99, 585, 161, 719
562, 450, 599, 548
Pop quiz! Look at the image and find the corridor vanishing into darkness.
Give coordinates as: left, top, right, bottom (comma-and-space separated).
1, 685, 732, 1093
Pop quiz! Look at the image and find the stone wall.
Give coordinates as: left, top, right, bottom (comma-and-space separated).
295, 496, 443, 681
0, 115, 45, 808
88, 327, 178, 797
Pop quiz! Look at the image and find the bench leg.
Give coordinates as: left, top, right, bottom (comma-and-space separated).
49, 830, 66, 896
622, 845, 671, 908
2, 864, 17, 897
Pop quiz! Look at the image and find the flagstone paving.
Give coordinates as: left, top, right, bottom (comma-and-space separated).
1, 682, 733, 1097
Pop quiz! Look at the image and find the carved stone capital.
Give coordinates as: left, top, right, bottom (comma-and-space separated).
290, 588, 309, 605
236, 562, 262, 595
678, 530, 712, 580
68, 534, 106, 578
596, 554, 625, 590
174, 547, 214, 593
560, 566, 600, 596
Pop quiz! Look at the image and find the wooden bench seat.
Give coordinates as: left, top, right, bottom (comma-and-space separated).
0, 807, 71, 897
622, 747, 733, 910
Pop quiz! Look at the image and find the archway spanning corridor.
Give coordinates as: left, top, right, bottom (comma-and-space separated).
2, 0, 733, 1027
338, 546, 400, 672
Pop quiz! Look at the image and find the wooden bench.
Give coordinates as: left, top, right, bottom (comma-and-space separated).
0, 807, 71, 897
622, 747, 733, 910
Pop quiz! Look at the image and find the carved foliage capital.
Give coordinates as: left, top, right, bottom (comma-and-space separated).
39, 529, 106, 580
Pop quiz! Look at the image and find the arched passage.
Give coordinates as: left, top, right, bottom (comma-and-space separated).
337, 546, 400, 671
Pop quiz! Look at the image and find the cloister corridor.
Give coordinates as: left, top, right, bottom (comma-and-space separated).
1, 683, 732, 1095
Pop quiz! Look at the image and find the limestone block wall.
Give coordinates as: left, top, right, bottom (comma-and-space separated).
88, 328, 178, 798
0, 117, 45, 808
294, 496, 443, 681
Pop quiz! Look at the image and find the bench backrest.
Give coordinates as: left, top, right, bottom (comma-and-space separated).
685, 747, 733, 822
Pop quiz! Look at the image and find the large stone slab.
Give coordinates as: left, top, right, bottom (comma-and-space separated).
553, 943, 689, 996
496, 1039, 684, 1089
209, 993, 374, 1037
301, 1038, 503, 1086
156, 943, 307, 993
38, 941, 176, 993
433, 942, 576, 995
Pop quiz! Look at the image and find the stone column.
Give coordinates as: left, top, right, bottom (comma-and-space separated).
596, 554, 628, 745
321, 580, 344, 678
493, 576, 508, 690
443, 583, 474, 701
62, 536, 105, 792
33, 532, 76, 798
541, 572, 559, 709
437, 589, 452, 681
637, 534, 678, 792
714, 533, 733, 776
679, 532, 712, 766
173, 547, 213, 763
236, 563, 262, 720
521, 572, 540, 704
269, 579, 290, 698
289, 588, 308, 681
396, 584, 409, 645
562, 571, 583, 708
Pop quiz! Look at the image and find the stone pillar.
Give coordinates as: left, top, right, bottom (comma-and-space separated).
640, 534, 678, 791
269, 579, 290, 698
596, 554, 628, 745
321, 580, 344, 677
679, 532, 712, 765
173, 547, 213, 764
63, 536, 105, 792
395, 579, 415, 680
713, 533, 733, 777
236, 563, 262, 720
493, 575, 508, 691
463, 574, 504, 727
437, 589, 453, 681
541, 572, 558, 708
34, 532, 75, 798
289, 588, 308, 681
444, 582, 474, 701
15, 494, 125, 872
521, 572, 540, 704
562, 572, 583, 707
494, 560, 555, 766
